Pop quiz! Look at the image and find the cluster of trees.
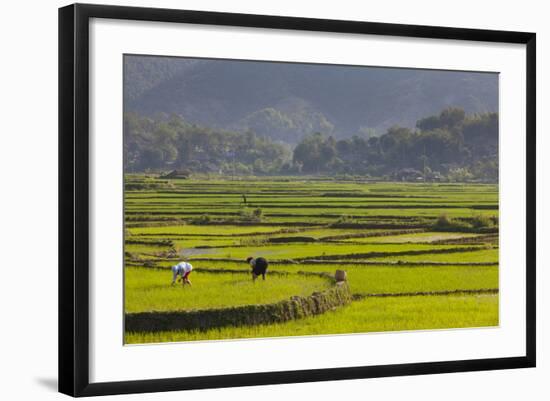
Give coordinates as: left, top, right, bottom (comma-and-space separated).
124, 112, 291, 174
124, 107, 498, 182
292, 108, 498, 181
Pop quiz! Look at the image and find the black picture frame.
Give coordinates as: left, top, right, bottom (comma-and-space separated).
59, 3, 536, 397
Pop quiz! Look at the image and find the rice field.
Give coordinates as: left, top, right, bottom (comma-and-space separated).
124, 175, 499, 344
126, 267, 331, 312
126, 293, 499, 343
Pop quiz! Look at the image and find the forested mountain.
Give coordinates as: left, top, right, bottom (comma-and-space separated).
124, 56, 498, 143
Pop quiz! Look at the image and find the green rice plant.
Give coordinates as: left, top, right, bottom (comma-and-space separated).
433, 213, 470, 231
238, 236, 269, 246
124, 175, 500, 344
238, 206, 263, 222
370, 248, 499, 263
321, 264, 498, 295
138, 260, 497, 304
125, 243, 172, 255
470, 214, 496, 229
184, 242, 481, 261
338, 231, 480, 244
125, 267, 331, 313
258, 263, 497, 295
125, 293, 498, 343
331, 214, 354, 226
190, 214, 212, 225
128, 224, 288, 236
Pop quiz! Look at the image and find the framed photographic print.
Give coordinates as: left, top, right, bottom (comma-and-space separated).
58, 3, 536, 397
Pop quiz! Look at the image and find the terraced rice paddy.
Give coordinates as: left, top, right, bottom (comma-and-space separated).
124, 175, 499, 344
126, 268, 331, 312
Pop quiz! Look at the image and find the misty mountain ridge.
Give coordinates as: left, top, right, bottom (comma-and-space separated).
124, 56, 498, 143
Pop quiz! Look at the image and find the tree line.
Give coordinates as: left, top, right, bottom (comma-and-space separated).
124, 107, 498, 181
124, 112, 291, 174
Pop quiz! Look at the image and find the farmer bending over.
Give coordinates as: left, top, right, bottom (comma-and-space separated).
171, 261, 193, 286
246, 256, 268, 281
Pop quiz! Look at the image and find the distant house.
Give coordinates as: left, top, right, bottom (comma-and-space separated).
394, 168, 424, 182
160, 169, 190, 179
427, 171, 444, 182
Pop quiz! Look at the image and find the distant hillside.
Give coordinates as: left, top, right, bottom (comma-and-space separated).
124, 56, 498, 143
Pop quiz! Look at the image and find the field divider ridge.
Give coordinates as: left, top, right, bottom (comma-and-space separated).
125, 282, 352, 333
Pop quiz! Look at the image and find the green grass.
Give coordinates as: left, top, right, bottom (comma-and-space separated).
183, 243, 478, 260
127, 225, 290, 236
125, 178, 498, 226
124, 176, 499, 343
125, 243, 172, 254
126, 260, 498, 296
341, 232, 481, 243
171, 237, 241, 248
125, 267, 331, 313
285, 264, 497, 294
125, 293, 498, 343
371, 248, 499, 263
267, 228, 387, 239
